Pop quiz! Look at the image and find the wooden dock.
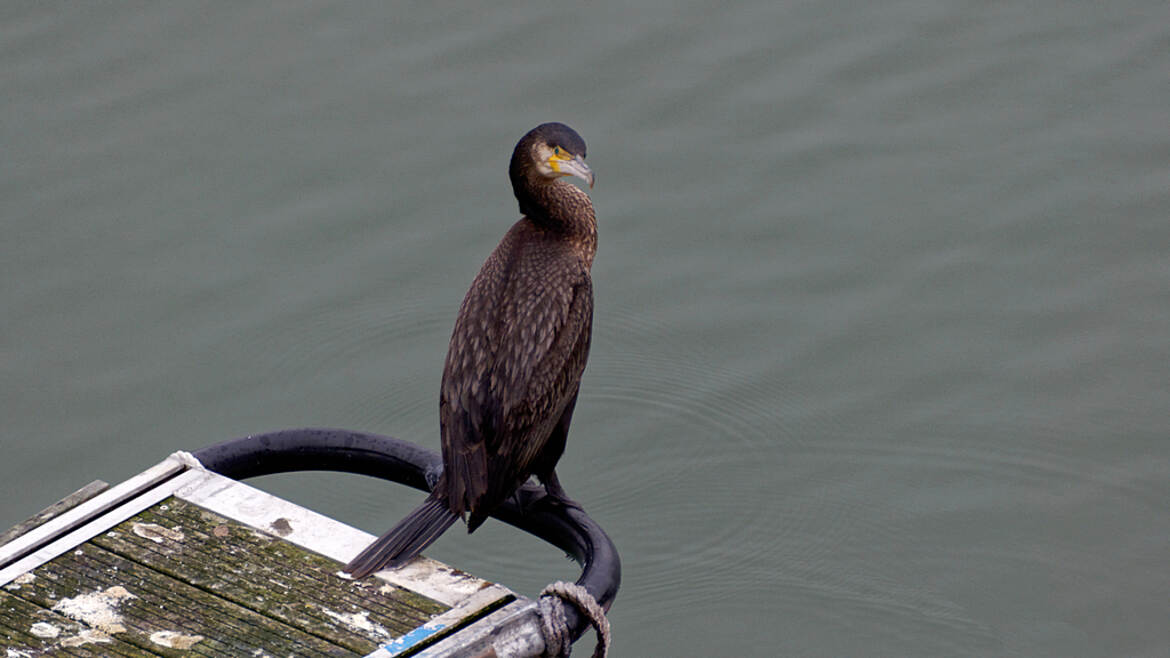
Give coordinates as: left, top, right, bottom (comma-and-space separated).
1, 452, 552, 657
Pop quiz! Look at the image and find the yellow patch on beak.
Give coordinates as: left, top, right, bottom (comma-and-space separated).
545, 146, 594, 188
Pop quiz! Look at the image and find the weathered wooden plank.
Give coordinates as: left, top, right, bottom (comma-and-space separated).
175, 474, 505, 608
1, 588, 152, 657
89, 497, 449, 649
1, 461, 527, 657
6, 541, 356, 656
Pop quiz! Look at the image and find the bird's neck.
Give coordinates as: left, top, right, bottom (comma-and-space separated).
524, 180, 597, 264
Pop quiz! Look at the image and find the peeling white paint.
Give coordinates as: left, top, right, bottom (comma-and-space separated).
59, 629, 113, 647
149, 630, 205, 649
51, 585, 137, 634
321, 608, 393, 640
4, 572, 35, 591
131, 522, 184, 543
28, 621, 60, 638
7, 648, 35, 657
372, 555, 491, 605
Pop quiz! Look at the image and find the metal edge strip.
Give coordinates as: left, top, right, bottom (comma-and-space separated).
412, 599, 545, 658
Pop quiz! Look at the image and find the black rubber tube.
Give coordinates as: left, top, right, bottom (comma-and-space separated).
192, 428, 620, 644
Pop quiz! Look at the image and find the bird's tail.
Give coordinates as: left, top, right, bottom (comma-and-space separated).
344, 496, 459, 578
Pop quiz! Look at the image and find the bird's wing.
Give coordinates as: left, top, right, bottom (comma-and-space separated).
495, 275, 593, 472
439, 249, 593, 517
439, 256, 504, 519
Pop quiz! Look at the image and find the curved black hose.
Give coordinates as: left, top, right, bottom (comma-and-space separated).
192, 428, 620, 642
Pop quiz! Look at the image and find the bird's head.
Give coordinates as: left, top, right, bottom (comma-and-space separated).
510, 122, 594, 189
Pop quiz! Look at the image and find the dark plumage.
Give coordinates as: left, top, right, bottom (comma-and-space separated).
345, 123, 597, 578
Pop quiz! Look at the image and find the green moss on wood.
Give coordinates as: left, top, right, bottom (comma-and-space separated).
2, 496, 475, 656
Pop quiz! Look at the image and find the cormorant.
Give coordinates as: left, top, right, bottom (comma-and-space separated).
344, 123, 597, 578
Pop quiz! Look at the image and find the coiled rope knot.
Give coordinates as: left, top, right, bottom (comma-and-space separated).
538, 581, 610, 658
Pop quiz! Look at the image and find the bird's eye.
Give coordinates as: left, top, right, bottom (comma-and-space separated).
553, 146, 561, 155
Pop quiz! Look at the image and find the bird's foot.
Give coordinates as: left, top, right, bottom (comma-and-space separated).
534, 490, 584, 514
507, 484, 584, 516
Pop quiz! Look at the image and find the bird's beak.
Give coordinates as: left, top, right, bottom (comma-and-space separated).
556, 154, 595, 189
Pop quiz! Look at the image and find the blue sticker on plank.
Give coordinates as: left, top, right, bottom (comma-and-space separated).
383, 623, 448, 655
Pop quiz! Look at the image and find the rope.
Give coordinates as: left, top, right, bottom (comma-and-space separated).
538, 581, 611, 658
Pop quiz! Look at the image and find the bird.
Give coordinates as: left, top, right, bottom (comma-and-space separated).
344, 122, 597, 578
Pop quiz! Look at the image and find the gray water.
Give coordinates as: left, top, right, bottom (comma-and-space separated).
3, 3, 1169, 656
